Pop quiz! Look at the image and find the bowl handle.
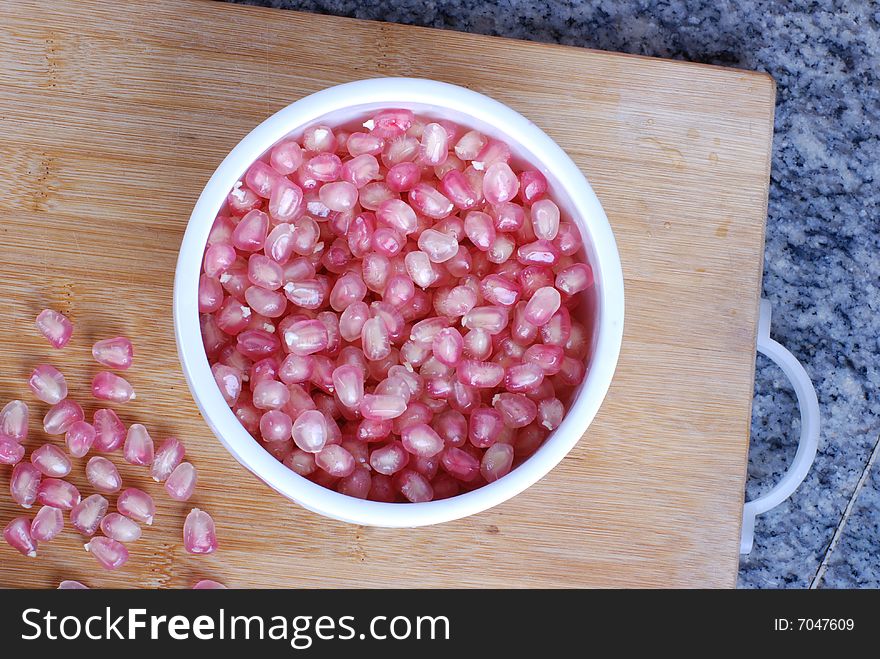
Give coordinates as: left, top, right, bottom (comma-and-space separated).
741, 299, 820, 554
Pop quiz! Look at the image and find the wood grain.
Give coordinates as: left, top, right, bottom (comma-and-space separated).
0, 0, 774, 588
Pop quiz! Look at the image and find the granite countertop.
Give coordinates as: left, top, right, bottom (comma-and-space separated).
227, 0, 879, 588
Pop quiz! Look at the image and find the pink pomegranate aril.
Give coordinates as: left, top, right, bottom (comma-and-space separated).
100, 513, 142, 543
66, 420, 96, 458
92, 371, 135, 403
4, 517, 37, 557
31, 444, 71, 477
43, 399, 84, 435
1, 400, 29, 442
124, 423, 154, 466
481, 442, 514, 482
71, 494, 109, 536
11, 463, 41, 508
151, 437, 186, 481
117, 487, 155, 525
35, 309, 73, 349
165, 462, 198, 501
369, 441, 409, 475
0, 436, 25, 465
84, 537, 128, 570
91, 336, 134, 370
37, 478, 80, 510
524, 286, 562, 325
28, 364, 68, 404
31, 505, 64, 542
87, 456, 123, 493
199, 110, 593, 501
183, 508, 218, 554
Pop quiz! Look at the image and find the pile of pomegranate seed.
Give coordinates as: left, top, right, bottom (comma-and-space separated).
201, 109, 594, 503
2, 309, 220, 587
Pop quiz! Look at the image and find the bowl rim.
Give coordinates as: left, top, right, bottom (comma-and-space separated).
173, 77, 624, 527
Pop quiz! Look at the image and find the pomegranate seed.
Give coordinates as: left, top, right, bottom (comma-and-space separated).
524, 286, 562, 325
151, 437, 186, 481
28, 364, 68, 404
291, 409, 329, 453
469, 408, 504, 448
93, 408, 126, 452
282, 319, 328, 356
493, 393, 538, 428
0, 436, 25, 465
441, 447, 480, 481
315, 444, 356, 477
232, 209, 269, 252
118, 488, 155, 525
31, 506, 64, 542
31, 444, 72, 477
359, 394, 407, 421
4, 517, 37, 557
369, 441, 409, 475
193, 579, 227, 589
212, 363, 243, 406
58, 580, 89, 589
37, 478, 80, 509
100, 513, 142, 543
66, 420, 96, 458
504, 362, 545, 393
84, 536, 129, 570
338, 467, 371, 499
70, 494, 109, 536
555, 263, 594, 295
531, 199, 561, 240
124, 424, 154, 466
408, 183, 453, 220
10, 462, 41, 508
165, 462, 198, 501
0, 400, 29, 442
393, 469, 434, 502
42, 400, 83, 435
92, 371, 135, 403
92, 337, 134, 370
481, 442, 514, 482
183, 508, 218, 554
270, 139, 303, 174
86, 456, 123, 493
35, 309, 73, 349
401, 423, 444, 458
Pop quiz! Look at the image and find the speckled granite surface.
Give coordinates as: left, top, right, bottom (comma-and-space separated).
224, 0, 880, 588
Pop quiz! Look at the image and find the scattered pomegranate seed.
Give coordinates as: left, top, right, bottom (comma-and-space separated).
84, 537, 128, 570
65, 420, 96, 458
92, 371, 136, 403
28, 364, 68, 404
123, 424, 154, 466
91, 337, 134, 370
31, 444, 72, 477
31, 506, 64, 542
86, 456, 123, 493
36, 478, 80, 510
35, 309, 73, 349
198, 110, 593, 502
183, 508, 217, 554
100, 513, 142, 543
93, 408, 126, 452
193, 579, 227, 589
0, 435, 24, 464
70, 494, 109, 536
0, 400, 29, 442
117, 488, 155, 525
4, 517, 38, 557
151, 437, 185, 482
10, 462, 41, 508
165, 462, 198, 501
43, 399, 84, 435
58, 580, 89, 589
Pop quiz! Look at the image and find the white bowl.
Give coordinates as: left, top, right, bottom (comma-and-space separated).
173, 77, 624, 527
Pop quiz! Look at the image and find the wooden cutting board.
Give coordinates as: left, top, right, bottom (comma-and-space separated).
0, 0, 773, 588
